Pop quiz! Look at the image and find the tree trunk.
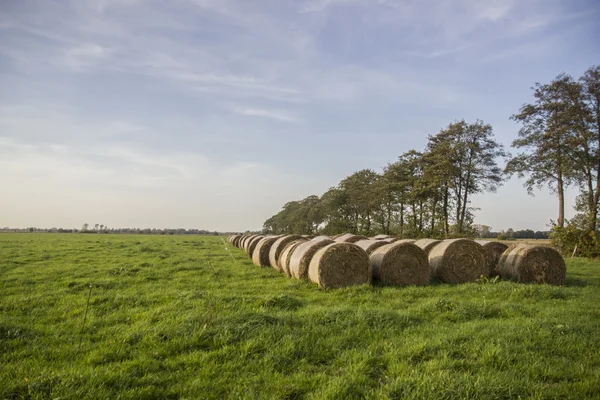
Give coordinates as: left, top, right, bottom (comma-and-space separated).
442, 185, 449, 238
399, 202, 404, 235
557, 172, 565, 228
412, 201, 417, 231
418, 200, 424, 233
386, 205, 392, 234
430, 197, 438, 235
592, 114, 600, 232
460, 170, 472, 234
455, 182, 462, 233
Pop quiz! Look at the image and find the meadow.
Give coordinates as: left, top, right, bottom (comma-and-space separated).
1, 233, 599, 399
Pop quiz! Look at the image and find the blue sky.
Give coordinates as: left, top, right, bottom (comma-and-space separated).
1, 0, 598, 232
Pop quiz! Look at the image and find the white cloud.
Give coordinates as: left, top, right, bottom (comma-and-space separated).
233, 107, 299, 122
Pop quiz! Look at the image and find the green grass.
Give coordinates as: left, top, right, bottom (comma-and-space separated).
1, 233, 599, 399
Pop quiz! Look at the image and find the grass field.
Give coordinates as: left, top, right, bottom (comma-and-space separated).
1, 234, 600, 399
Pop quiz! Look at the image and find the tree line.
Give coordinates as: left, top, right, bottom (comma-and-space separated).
0, 226, 224, 235
264, 65, 600, 252
264, 119, 506, 238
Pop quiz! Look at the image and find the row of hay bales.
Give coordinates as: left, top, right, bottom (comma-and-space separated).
226, 233, 566, 289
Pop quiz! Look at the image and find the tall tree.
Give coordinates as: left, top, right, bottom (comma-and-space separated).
576, 66, 600, 232
506, 74, 578, 228
339, 169, 380, 235
430, 120, 505, 234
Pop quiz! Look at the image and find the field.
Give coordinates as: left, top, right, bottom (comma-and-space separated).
1, 234, 600, 399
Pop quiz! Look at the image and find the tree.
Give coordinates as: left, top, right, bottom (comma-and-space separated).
506, 74, 580, 228
575, 66, 600, 232
82, 223, 89, 231
262, 119, 505, 239
429, 120, 506, 234
320, 187, 354, 235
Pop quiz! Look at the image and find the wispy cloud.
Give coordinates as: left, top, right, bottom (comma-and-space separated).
0, 0, 597, 230
233, 107, 300, 122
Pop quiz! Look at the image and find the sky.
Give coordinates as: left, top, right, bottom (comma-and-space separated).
1, 0, 599, 232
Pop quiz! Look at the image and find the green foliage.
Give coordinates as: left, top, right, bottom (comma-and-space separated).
264, 119, 505, 238
550, 225, 600, 258
2, 234, 600, 399
507, 65, 600, 232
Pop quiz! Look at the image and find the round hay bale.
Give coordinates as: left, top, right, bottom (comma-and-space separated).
334, 233, 369, 243
475, 240, 509, 276
230, 235, 240, 246
269, 235, 304, 271
308, 243, 371, 289
312, 235, 332, 240
289, 237, 335, 279
354, 239, 389, 255
252, 236, 282, 267
234, 235, 247, 248
414, 238, 441, 256
369, 241, 430, 285
279, 239, 308, 276
241, 234, 258, 252
383, 238, 408, 244
428, 239, 486, 283
241, 235, 253, 252
372, 234, 394, 240
246, 235, 265, 257
498, 244, 566, 285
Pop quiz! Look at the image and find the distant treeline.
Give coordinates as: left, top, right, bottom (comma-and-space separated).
0, 227, 226, 235
481, 229, 549, 240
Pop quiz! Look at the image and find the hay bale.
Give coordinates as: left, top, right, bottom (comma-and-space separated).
334, 233, 369, 243
268, 235, 304, 271
372, 234, 394, 240
241, 235, 255, 252
354, 239, 389, 255
414, 238, 441, 256
312, 235, 333, 240
241, 234, 257, 252
230, 235, 241, 246
246, 235, 265, 257
498, 244, 566, 285
369, 241, 430, 285
234, 235, 247, 248
308, 243, 371, 289
383, 238, 408, 244
289, 237, 335, 279
428, 239, 486, 283
475, 240, 509, 276
252, 236, 282, 267
235, 234, 249, 248
279, 239, 308, 276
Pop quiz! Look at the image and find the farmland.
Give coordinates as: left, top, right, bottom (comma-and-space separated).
1, 233, 600, 399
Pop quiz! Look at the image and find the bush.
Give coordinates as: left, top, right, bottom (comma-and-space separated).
550, 225, 600, 258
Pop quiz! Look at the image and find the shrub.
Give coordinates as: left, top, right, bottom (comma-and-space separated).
550, 225, 600, 258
